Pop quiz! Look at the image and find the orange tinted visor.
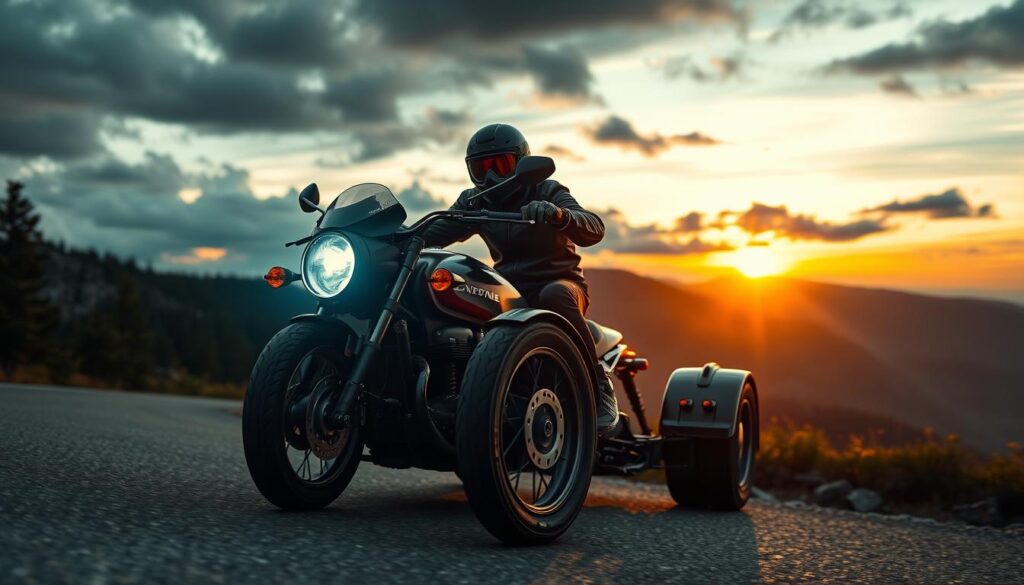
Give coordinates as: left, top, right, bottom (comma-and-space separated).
467, 153, 517, 182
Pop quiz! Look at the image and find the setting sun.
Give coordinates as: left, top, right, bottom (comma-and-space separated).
722, 247, 790, 278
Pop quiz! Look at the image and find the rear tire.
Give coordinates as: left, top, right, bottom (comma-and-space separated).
665, 382, 757, 510
457, 322, 596, 544
243, 322, 362, 510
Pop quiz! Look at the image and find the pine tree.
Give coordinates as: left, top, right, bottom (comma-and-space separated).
0, 180, 54, 378
111, 274, 153, 390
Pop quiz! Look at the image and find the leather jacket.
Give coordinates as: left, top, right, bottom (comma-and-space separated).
420, 180, 604, 298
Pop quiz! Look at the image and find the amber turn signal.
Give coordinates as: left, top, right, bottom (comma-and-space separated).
264, 266, 288, 288
429, 268, 453, 292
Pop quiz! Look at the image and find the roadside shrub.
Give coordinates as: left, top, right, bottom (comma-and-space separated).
754, 420, 1024, 508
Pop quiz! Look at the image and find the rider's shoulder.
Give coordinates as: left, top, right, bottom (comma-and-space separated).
535, 179, 569, 199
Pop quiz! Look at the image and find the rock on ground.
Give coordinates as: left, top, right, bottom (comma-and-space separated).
847, 488, 884, 513
814, 479, 852, 508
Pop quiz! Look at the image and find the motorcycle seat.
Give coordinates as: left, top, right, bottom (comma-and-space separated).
587, 320, 623, 357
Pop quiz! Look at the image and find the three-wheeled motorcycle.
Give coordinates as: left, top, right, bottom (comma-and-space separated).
243, 155, 759, 544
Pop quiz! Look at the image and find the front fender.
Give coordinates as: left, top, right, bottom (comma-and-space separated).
485, 308, 598, 391
289, 313, 361, 339
659, 363, 757, 443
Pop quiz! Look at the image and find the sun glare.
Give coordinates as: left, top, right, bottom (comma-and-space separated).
724, 247, 789, 278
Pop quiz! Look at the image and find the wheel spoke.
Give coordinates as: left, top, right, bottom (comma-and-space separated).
499, 349, 582, 513
502, 426, 524, 459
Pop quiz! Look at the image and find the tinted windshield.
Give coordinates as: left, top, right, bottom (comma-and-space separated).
320, 183, 407, 236
327, 183, 398, 214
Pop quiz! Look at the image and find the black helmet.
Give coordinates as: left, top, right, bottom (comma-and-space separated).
465, 123, 531, 189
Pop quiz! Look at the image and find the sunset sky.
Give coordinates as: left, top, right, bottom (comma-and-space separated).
3, 0, 1022, 301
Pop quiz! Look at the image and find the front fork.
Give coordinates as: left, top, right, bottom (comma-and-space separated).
328, 236, 425, 428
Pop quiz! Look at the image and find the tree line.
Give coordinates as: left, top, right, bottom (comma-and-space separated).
0, 180, 313, 395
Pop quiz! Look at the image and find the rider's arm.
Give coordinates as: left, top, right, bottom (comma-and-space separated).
549, 187, 605, 247
420, 192, 475, 248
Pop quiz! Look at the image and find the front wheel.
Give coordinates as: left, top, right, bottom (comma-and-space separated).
457, 322, 596, 544
242, 322, 363, 510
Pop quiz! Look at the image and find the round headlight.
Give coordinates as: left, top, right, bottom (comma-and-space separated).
302, 233, 356, 298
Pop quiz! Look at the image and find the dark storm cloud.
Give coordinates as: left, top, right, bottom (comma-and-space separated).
395, 181, 450, 216
652, 53, 749, 82
825, 0, 1024, 74
1, 0, 746, 166
422, 107, 473, 145
879, 75, 919, 97
522, 45, 599, 101
26, 154, 313, 272
323, 68, 413, 123
726, 202, 890, 242
0, 1, 329, 137
219, 2, 350, 67
62, 152, 187, 198
0, 111, 104, 159
353, 0, 743, 46
584, 115, 721, 156
862, 188, 995, 219
126, 0, 349, 67
770, 0, 911, 42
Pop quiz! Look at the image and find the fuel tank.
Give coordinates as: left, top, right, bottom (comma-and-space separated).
416, 250, 528, 324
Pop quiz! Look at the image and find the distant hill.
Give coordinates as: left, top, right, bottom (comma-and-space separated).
584, 269, 1024, 451
35, 246, 1022, 450
40, 245, 313, 386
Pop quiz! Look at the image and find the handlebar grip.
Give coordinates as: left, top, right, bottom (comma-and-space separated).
484, 211, 525, 220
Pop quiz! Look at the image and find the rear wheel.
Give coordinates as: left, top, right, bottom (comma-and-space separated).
457, 322, 596, 544
242, 322, 363, 510
665, 382, 757, 510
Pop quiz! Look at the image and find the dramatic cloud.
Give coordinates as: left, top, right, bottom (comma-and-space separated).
0, 111, 105, 160
879, 75, 919, 97
825, 0, 1024, 74
541, 145, 586, 162
724, 203, 890, 242
771, 0, 911, 42
395, 181, 451, 216
353, 0, 744, 46
522, 45, 600, 102
0, 0, 745, 165
323, 68, 416, 123
862, 188, 995, 219
650, 53, 749, 82
23, 153, 312, 273
676, 211, 704, 232
596, 209, 732, 255
584, 115, 721, 156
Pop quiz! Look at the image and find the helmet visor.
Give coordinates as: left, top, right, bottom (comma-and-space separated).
467, 153, 517, 183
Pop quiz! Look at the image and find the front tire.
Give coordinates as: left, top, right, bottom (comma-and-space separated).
665, 382, 757, 510
243, 322, 362, 510
457, 322, 596, 544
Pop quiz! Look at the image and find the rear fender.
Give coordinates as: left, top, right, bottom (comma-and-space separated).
659, 363, 758, 445
485, 308, 598, 391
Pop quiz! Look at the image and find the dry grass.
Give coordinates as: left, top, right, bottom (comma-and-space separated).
756, 418, 1024, 506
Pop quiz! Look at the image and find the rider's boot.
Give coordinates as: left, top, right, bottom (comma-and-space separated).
596, 368, 620, 435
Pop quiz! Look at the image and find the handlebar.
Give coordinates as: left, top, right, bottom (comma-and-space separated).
397, 209, 534, 237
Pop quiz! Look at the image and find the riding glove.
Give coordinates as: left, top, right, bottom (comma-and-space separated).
521, 200, 567, 226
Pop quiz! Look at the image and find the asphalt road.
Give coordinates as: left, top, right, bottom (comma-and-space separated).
2, 384, 1023, 584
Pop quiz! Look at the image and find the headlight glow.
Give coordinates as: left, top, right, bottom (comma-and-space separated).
302, 233, 356, 298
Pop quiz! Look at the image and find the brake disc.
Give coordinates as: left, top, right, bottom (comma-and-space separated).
524, 388, 565, 471
304, 377, 350, 460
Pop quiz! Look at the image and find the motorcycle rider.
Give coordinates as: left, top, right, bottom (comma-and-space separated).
421, 123, 619, 433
